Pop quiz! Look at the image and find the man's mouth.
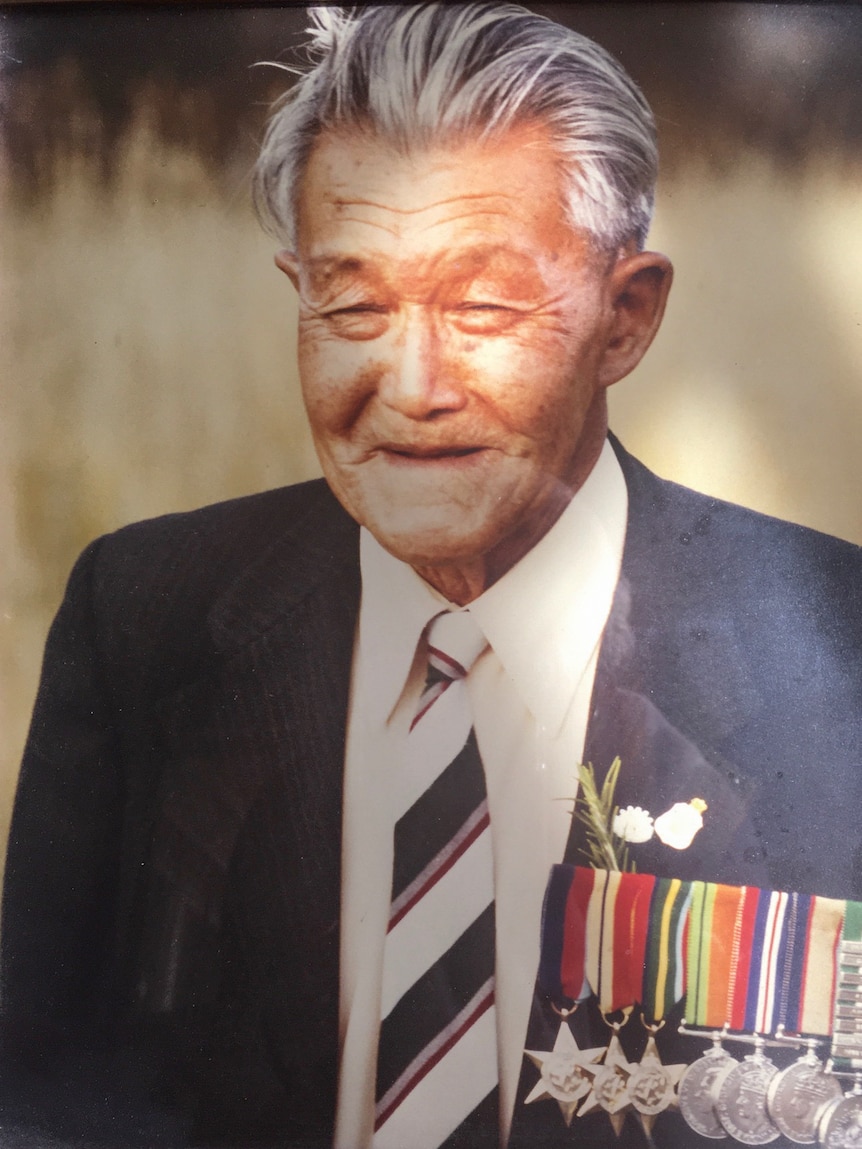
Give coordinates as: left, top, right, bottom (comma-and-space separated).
378, 444, 486, 461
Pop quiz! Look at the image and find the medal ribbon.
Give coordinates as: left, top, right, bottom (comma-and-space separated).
798, 895, 845, 1036
775, 891, 810, 1033
537, 863, 595, 1003
642, 876, 692, 1023
584, 870, 659, 1014
685, 885, 845, 1036
686, 881, 753, 1028
611, 871, 656, 1010
584, 869, 615, 1011
743, 888, 790, 1033
539, 866, 657, 1011
831, 898, 862, 1068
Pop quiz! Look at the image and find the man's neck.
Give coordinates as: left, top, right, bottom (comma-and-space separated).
413, 429, 607, 605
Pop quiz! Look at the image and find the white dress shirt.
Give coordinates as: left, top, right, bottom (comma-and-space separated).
334, 440, 628, 1148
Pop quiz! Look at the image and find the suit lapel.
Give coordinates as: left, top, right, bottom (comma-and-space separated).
564, 442, 769, 887
513, 447, 774, 1146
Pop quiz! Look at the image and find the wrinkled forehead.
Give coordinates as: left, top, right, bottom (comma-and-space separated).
293, 124, 579, 258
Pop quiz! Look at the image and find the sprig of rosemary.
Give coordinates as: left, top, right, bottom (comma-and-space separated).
574, 757, 634, 873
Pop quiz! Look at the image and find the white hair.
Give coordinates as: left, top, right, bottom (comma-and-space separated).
253, 3, 658, 251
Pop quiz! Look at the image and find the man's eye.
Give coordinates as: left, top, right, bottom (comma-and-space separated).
453, 302, 520, 333
320, 304, 388, 339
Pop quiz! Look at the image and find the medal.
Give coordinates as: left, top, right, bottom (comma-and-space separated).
712, 1037, 781, 1145
816, 1075, 862, 1149
626, 1021, 687, 1135
624, 877, 691, 1135
578, 1009, 637, 1136
676, 881, 757, 1141
760, 893, 844, 1144
831, 903, 862, 1073
524, 866, 600, 1123
765, 1033, 841, 1144
578, 869, 657, 1136
685, 885, 790, 1144
528, 865, 862, 1145
707, 886, 808, 1145
764, 895, 862, 1144
677, 1023, 735, 1139
523, 1006, 605, 1126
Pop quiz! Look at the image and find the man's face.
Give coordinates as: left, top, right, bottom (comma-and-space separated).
283, 125, 646, 584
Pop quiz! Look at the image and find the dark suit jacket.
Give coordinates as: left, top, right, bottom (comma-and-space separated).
3, 439, 862, 1147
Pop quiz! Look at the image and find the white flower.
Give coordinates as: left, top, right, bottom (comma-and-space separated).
653, 799, 708, 850
612, 805, 654, 844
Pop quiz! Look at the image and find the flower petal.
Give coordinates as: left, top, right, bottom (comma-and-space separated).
653, 801, 705, 850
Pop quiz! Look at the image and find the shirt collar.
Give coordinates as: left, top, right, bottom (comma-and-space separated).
357, 438, 628, 734
357, 527, 448, 728
470, 440, 627, 736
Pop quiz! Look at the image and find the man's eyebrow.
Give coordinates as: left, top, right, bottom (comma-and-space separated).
303, 256, 370, 279
328, 192, 506, 216
306, 244, 532, 275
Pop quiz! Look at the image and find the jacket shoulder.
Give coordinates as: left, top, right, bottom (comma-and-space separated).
62, 479, 356, 696
615, 436, 862, 591
613, 437, 862, 708
99, 478, 339, 566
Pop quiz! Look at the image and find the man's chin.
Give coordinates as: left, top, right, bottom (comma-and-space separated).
360, 510, 499, 573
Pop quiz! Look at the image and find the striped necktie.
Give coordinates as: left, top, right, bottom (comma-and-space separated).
373, 609, 499, 1149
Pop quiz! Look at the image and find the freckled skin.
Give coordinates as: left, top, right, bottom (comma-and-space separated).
276, 125, 672, 603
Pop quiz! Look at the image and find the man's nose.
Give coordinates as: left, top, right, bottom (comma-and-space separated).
378, 306, 466, 418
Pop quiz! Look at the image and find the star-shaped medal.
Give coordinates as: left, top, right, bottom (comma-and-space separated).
524, 1021, 606, 1126
578, 1029, 638, 1136
626, 1032, 687, 1137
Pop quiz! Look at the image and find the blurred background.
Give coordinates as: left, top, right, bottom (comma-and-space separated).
2, 3, 862, 862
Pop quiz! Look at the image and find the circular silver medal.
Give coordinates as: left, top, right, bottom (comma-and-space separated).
765, 1055, 842, 1144
679, 1046, 736, 1139
713, 1053, 781, 1144
817, 1090, 862, 1149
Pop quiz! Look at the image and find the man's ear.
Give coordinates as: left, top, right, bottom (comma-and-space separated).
274, 249, 301, 290
598, 251, 673, 388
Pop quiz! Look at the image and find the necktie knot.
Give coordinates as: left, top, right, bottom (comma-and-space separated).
426, 609, 487, 680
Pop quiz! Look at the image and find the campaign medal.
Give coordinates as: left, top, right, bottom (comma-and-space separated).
524, 866, 605, 1125
576, 869, 659, 1136
756, 892, 843, 1144
678, 1035, 736, 1138
816, 1077, 862, 1149
626, 1021, 687, 1135
686, 883, 789, 1144
708, 886, 800, 1145
523, 1008, 605, 1126
676, 880, 757, 1140
625, 877, 691, 1135
765, 1031, 841, 1144
712, 1039, 781, 1145
578, 1010, 637, 1135
817, 902, 862, 1147
764, 892, 849, 1141
765, 1044, 841, 1144
830, 904, 862, 1072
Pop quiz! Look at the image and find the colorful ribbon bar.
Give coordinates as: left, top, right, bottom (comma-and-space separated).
540, 866, 857, 1040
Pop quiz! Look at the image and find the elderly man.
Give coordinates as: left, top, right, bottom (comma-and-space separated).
3, 5, 862, 1149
